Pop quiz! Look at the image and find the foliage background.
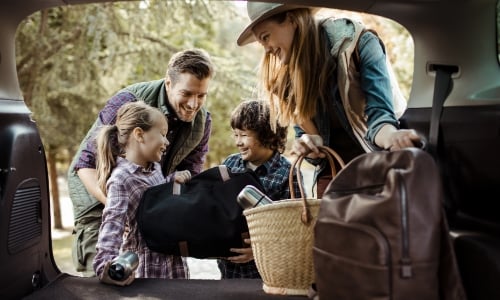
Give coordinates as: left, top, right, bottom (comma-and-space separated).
15, 0, 413, 227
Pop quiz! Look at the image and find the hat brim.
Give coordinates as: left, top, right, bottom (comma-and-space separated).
237, 5, 320, 46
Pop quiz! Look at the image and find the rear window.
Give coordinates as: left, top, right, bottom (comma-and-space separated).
14, 2, 414, 274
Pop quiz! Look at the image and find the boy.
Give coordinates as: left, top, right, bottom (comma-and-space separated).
218, 99, 301, 279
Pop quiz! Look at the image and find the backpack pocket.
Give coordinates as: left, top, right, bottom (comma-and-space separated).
313, 219, 391, 300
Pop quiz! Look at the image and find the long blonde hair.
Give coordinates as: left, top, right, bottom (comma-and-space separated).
257, 8, 334, 128
96, 101, 165, 195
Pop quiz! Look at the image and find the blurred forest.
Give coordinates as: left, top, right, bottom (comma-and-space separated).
15, 0, 413, 228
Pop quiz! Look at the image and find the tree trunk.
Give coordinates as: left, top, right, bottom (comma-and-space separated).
48, 151, 63, 229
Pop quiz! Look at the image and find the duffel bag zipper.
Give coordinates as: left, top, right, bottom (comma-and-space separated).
396, 170, 412, 278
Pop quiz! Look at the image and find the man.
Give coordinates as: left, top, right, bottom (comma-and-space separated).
67, 48, 215, 276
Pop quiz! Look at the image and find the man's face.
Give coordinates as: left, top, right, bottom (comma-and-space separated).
165, 72, 210, 122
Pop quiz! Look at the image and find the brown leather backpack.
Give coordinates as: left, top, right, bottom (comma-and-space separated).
313, 148, 466, 299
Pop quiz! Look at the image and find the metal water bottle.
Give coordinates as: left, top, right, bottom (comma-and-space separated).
108, 251, 139, 281
237, 185, 273, 209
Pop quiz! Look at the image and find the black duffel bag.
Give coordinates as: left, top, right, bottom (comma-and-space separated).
137, 165, 265, 258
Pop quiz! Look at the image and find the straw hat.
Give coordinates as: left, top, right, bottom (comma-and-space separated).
237, 2, 319, 46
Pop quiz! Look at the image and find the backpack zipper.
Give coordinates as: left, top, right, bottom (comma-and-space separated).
397, 170, 412, 278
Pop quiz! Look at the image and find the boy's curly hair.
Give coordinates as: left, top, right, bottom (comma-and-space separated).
230, 100, 288, 153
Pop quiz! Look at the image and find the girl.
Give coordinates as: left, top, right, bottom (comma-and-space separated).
92, 101, 191, 286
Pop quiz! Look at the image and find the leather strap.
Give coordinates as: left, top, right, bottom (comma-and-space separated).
173, 181, 181, 195
218, 165, 230, 181
290, 146, 345, 225
179, 241, 189, 257
173, 166, 230, 195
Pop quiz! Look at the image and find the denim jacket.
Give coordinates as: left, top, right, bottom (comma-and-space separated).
294, 18, 400, 171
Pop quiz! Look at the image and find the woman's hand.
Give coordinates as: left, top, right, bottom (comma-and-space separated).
375, 125, 423, 151
174, 170, 192, 183
227, 238, 254, 264
99, 261, 135, 286
291, 134, 325, 159
386, 129, 423, 151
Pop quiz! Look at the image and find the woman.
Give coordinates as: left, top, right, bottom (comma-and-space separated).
238, 2, 422, 197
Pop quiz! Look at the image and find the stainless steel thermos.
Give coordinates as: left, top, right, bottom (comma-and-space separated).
108, 251, 139, 281
237, 185, 273, 209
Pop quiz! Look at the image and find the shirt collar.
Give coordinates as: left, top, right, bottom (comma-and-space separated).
241, 151, 281, 175
116, 156, 158, 174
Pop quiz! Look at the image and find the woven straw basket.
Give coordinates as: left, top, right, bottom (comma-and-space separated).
243, 146, 345, 295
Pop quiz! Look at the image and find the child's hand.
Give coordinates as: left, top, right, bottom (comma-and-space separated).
227, 238, 254, 263
174, 170, 192, 183
99, 261, 135, 286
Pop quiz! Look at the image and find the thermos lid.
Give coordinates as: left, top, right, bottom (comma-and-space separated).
237, 185, 272, 209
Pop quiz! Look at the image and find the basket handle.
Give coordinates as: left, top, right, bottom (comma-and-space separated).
289, 146, 345, 225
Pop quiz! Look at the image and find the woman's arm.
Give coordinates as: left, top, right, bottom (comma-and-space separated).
358, 31, 421, 150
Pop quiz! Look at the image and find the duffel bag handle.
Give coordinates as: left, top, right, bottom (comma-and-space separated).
173, 165, 231, 195
289, 146, 345, 225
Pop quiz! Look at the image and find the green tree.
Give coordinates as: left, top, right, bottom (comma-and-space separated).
15, 0, 258, 228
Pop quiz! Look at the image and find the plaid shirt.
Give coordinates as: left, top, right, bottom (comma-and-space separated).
217, 151, 301, 279
93, 157, 188, 279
